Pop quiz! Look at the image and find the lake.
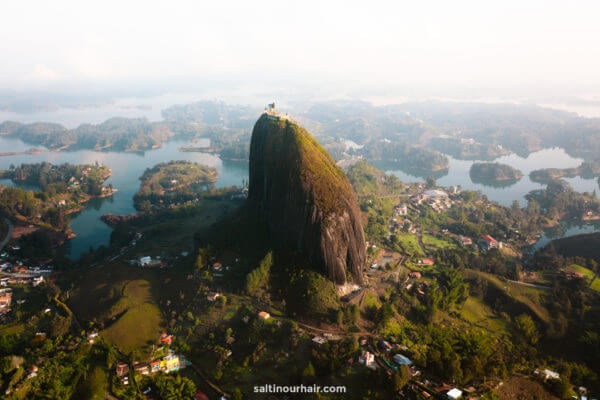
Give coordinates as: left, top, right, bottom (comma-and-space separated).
1, 136, 599, 259
384, 147, 600, 207
530, 220, 600, 253
0, 136, 248, 259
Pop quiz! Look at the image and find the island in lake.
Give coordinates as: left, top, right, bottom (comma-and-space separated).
0, 161, 114, 246
530, 160, 600, 184
469, 162, 523, 186
133, 160, 218, 212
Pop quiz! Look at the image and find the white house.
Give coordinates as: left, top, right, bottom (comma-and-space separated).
139, 256, 152, 266
447, 388, 462, 400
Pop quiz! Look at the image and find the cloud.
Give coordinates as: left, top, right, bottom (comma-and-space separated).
30, 64, 62, 82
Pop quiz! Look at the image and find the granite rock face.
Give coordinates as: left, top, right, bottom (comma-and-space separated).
247, 113, 366, 285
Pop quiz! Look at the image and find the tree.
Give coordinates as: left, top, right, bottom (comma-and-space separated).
50, 315, 72, 338
154, 374, 196, 400
511, 200, 521, 212
336, 309, 344, 327
302, 362, 316, 384
217, 295, 227, 308
232, 388, 243, 400
350, 304, 360, 325
439, 267, 469, 309
392, 365, 410, 392
514, 314, 540, 345
426, 176, 436, 189
245, 251, 273, 298
139, 200, 152, 213
195, 247, 208, 270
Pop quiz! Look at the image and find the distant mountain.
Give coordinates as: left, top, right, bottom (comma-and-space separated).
247, 112, 366, 285
0, 118, 175, 152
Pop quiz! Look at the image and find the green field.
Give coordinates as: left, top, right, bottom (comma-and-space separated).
103, 302, 162, 355
461, 297, 509, 335
404, 261, 436, 273
465, 269, 550, 324
68, 268, 168, 357
591, 277, 600, 292
395, 233, 425, 257
89, 279, 163, 355
564, 264, 600, 293
565, 264, 595, 280
422, 233, 456, 250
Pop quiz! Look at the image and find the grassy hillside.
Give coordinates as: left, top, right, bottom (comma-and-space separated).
565, 264, 600, 293
460, 297, 509, 335
465, 269, 550, 324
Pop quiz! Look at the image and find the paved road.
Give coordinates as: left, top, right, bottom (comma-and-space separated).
507, 279, 551, 290
0, 218, 14, 252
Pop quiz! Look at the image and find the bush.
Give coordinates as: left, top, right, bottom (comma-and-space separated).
286, 269, 340, 317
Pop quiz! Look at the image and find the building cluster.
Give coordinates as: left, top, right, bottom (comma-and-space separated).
0, 251, 51, 316
410, 189, 454, 213
116, 348, 190, 385
561, 270, 586, 280
136, 255, 168, 268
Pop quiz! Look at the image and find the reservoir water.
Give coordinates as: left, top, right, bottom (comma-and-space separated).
384, 148, 600, 207
0, 136, 248, 259
1, 136, 599, 259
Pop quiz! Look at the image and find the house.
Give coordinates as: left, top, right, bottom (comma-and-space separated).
207, 292, 222, 302
0, 288, 12, 313
258, 311, 271, 320
138, 256, 152, 266
194, 391, 209, 400
378, 340, 393, 353
358, 351, 375, 368
419, 258, 435, 266
479, 235, 498, 251
162, 353, 180, 373
212, 262, 223, 271
394, 204, 408, 216
563, 270, 585, 280
392, 354, 413, 365
27, 365, 39, 379
160, 333, 173, 345
409, 271, 422, 279
423, 189, 448, 199
12, 265, 28, 273
133, 362, 150, 375
459, 236, 473, 246
116, 362, 129, 377
32, 276, 44, 287
535, 368, 560, 381
139, 256, 162, 268
87, 331, 99, 343
150, 361, 161, 373
312, 336, 328, 345
447, 388, 463, 399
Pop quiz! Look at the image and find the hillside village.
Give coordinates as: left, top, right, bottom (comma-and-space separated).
0, 154, 599, 399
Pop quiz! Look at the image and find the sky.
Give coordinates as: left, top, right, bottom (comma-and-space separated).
1, 0, 600, 100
